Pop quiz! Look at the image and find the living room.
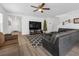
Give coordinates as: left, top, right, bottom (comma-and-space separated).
1, 3, 79, 56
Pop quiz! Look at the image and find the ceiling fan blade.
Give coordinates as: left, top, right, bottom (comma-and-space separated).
33, 9, 38, 12
31, 5, 38, 8
39, 3, 45, 8
42, 8, 50, 10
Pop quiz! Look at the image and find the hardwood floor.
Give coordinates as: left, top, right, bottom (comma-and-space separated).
18, 35, 52, 56
0, 43, 19, 56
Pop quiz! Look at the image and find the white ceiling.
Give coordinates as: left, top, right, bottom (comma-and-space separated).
1, 3, 79, 17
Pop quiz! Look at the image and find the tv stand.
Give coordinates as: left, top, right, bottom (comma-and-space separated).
29, 21, 42, 35
30, 29, 42, 35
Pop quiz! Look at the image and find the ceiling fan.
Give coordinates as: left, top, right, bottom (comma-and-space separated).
31, 3, 50, 13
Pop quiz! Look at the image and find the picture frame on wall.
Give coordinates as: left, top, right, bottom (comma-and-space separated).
74, 18, 79, 24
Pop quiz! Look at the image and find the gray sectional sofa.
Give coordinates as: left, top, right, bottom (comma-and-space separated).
42, 30, 79, 56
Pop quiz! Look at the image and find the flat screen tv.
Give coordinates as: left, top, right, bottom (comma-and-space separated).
29, 21, 41, 30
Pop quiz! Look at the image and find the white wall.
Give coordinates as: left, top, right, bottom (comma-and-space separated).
6, 9, 79, 35
6, 12, 60, 35
45, 17, 60, 33
0, 5, 8, 34
3, 13, 8, 34
57, 10, 79, 29
7, 15, 22, 33
0, 13, 3, 32
1, 4, 79, 34
22, 16, 60, 35
22, 16, 44, 35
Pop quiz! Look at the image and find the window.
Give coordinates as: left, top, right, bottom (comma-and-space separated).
0, 13, 3, 32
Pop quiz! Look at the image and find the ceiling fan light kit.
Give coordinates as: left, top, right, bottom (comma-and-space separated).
38, 9, 42, 11
31, 3, 50, 13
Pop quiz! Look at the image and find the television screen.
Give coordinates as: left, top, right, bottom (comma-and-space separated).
29, 21, 41, 29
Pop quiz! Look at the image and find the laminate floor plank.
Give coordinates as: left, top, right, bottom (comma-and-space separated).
18, 35, 52, 56
0, 43, 19, 56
